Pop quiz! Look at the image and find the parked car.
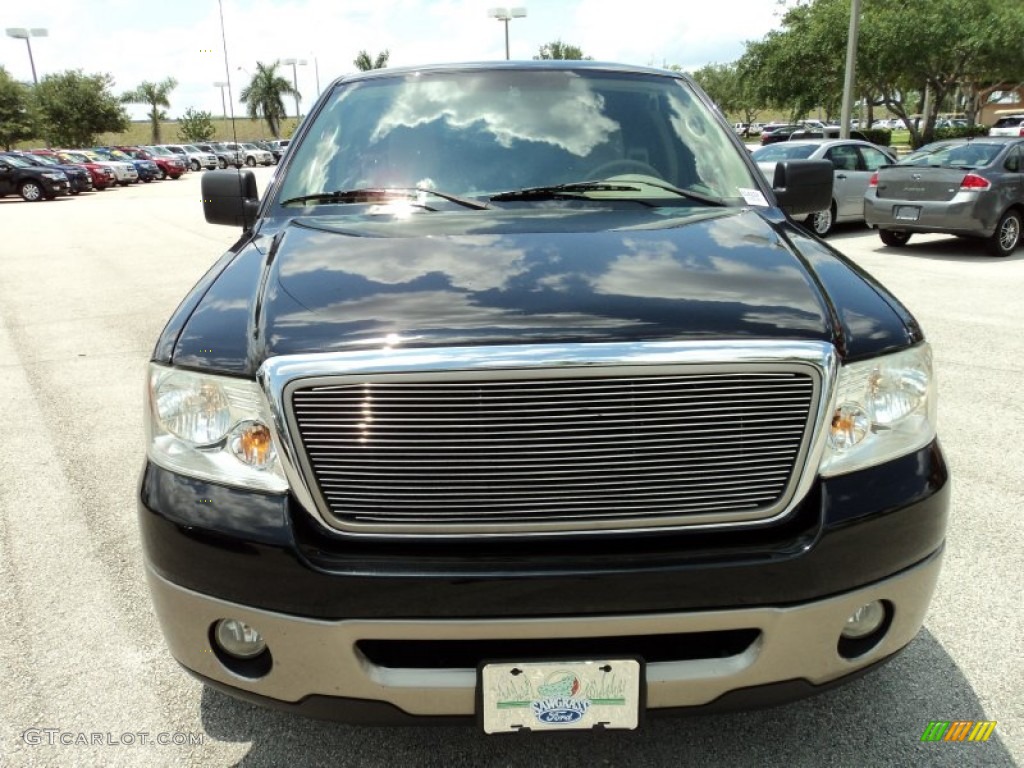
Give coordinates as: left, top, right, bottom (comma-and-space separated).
78, 149, 140, 185
0, 153, 70, 201
195, 142, 244, 169
142, 61, 948, 729
864, 137, 1024, 255
134, 146, 186, 179
252, 140, 282, 163
988, 114, 1024, 137
5, 151, 93, 195
223, 141, 274, 167
96, 148, 159, 183
789, 126, 871, 143
759, 124, 803, 145
47, 150, 117, 190
753, 139, 898, 236
162, 144, 218, 171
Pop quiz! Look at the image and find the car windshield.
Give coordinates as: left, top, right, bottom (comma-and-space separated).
109, 150, 132, 161
277, 68, 758, 207
243, 143, 258, 149
899, 142, 1004, 169
3, 155, 32, 168
750, 144, 818, 162
149, 146, 173, 156
183, 145, 201, 152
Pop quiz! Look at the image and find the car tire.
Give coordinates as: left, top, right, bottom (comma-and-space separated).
245, 156, 256, 167
18, 180, 44, 202
142, 177, 153, 183
119, 181, 131, 187
987, 209, 1022, 257
879, 229, 911, 247
218, 158, 227, 169
806, 202, 835, 237
157, 168, 167, 180
191, 159, 201, 171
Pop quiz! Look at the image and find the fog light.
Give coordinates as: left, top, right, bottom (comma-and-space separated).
214, 618, 266, 659
842, 601, 887, 640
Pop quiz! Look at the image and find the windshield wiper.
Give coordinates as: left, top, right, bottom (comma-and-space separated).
489, 181, 644, 202
280, 187, 489, 210
489, 179, 725, 207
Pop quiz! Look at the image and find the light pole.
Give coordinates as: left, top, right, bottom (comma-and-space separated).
312, 56, 320, 95
5, 27, 48, 85
282, 58, 306, 119
838, 0, 861, 140
213, 81, 228, 119
487, 7, 526, 60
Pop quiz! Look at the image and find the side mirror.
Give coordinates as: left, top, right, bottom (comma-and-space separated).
201, 169, 260, 228
772, 160, 834, 217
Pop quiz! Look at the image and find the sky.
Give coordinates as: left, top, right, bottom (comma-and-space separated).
1, 0, 783, 122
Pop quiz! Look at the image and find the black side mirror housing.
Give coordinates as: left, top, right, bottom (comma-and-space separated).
202, 169, 260, 228
771, 160, 834, 217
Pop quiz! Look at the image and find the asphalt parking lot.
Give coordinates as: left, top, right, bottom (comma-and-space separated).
0, 170, 1021, 767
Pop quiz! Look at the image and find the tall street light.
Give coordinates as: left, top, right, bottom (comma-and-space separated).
213, 81, 228, 119
487, 7, 526, 60
5, 27, 48, 85
838, 0, 861, 140
282, 58, 306, 119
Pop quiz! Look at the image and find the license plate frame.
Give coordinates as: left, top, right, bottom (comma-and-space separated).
478, 657, 643, 734
894, 205, 921, 221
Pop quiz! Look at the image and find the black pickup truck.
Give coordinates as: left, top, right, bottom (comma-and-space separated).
139, 61, 948, 732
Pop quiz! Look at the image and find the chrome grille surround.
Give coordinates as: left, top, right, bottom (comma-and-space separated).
259, 341, 838, 538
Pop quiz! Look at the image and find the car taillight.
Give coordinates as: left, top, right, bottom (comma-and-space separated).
960, 173, 991, 190
868, 172, 879, 187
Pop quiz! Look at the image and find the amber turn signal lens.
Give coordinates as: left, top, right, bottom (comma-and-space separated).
229, 421, 275, 469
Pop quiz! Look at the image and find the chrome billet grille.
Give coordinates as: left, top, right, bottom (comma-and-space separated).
288, 368, 819, 534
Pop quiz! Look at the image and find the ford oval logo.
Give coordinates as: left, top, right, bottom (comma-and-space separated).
912, 173, 922, 180
536, 706, 586, 724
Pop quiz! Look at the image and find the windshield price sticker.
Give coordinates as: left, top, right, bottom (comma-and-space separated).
481, 659, 641, 734
738, 188, 770, 206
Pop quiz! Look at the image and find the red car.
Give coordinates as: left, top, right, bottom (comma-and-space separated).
117, 146, 185, 180
32, 149, 116, 190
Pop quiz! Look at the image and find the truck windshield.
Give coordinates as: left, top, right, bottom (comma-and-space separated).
277, 68, 757, 207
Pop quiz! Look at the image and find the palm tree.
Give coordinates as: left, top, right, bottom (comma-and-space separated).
354, 50, 390, 71
121, 77, 178, 144
239, 61, 297, 138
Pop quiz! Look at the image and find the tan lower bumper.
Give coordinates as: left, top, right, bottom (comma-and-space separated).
146, 551, 942, 716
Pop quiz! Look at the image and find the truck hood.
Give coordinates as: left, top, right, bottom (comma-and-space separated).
169, 206, 919, 374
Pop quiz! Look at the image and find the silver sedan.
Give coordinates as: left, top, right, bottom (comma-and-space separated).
752, 139, 897, 236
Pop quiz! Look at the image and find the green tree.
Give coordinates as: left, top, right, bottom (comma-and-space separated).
354, 50, 390, 71
121, 77, 178, 144
34, 70, 129, 147
239, 61, 296, 138
176, 107, 216, 143
534, 40, 591, 60
689, 62, 764, 127
0, 66, 36, 149
741, 0, 1024, 148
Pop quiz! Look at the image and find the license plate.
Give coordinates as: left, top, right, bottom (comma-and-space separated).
480, 659, 641, 734
894, 205, 920, 221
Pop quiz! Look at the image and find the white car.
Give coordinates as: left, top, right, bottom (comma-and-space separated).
751, 139, 898, 236
989, 114, 1024, 137
77, 150, 138, 186
224, 142, 274, 167
161, 144, 218, 171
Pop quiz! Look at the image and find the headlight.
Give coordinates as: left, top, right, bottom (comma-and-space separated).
44, 172, 65, 180
819, 344, 936, 476
146, 364, 288, 492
